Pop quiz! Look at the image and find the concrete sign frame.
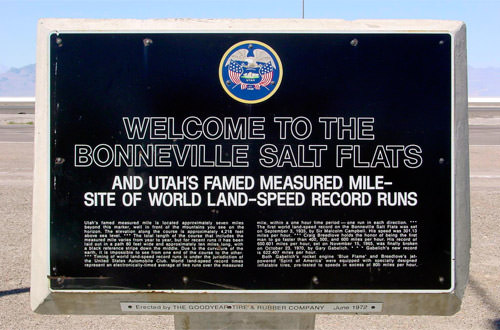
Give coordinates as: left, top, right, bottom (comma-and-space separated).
31, 19, 469, 316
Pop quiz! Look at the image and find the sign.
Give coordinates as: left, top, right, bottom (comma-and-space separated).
120, 302, 383, 313
31, 19, 470, 316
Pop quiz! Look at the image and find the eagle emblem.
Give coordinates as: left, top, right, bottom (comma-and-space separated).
219, 40, 283, 104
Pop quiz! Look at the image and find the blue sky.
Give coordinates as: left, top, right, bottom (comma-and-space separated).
0, 0, 499, 68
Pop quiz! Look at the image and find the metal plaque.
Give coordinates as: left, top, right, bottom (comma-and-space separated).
31, 19, 469, 316
49, 32, 452, 291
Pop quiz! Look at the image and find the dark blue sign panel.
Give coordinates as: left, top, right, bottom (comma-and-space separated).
49, 33, 452, 291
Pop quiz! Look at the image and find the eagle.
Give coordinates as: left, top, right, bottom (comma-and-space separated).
225, 49, 277, 69
225, 48, 276, 88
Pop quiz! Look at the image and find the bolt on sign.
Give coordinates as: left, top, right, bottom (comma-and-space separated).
31, 19, 470, 316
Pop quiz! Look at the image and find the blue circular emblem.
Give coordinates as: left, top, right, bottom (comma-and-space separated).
219, 40, 283, 104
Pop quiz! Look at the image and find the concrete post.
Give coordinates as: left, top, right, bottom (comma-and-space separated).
174, 313, 315, 330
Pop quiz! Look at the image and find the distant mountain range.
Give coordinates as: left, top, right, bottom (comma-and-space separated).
468, 66, 500, 97
0, 64, 35, 97
0, 63, 498, 97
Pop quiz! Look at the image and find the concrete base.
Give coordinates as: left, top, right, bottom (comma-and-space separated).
174, 313, 315, 330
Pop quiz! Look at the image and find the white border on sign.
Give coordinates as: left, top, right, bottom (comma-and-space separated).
46, 30, 456, 295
